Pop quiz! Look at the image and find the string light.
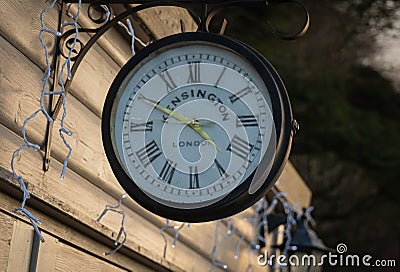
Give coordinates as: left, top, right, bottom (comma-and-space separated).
243, 198, 265, 252
244, 244, 255, 272
9, 0, 81, 242
304, 205, 316, 227
159, 219, 187, 258
225, 218, 247, 260
255, 198, 269, 247
221, 187, 304, 270
211, 220, 228, 271
97, 194, 127, 255
58, 0, 81, 179
126, 19, 136, 56
117, 20, 150, 48
270, 187, 297, 257
100, 5, 111, 23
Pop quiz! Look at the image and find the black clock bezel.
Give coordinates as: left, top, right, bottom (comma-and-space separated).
102, 32, 293, 222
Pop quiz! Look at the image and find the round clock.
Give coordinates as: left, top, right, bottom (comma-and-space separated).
102, 32, 294, 222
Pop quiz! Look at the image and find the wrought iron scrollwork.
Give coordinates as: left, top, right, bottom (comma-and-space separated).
44, 0, 309, 171
266, 0, 310, 40
87, 3, 112, 24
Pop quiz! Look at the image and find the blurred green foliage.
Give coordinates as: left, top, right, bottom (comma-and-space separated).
215, 0, 400, 259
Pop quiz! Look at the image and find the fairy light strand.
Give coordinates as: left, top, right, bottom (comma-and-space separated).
58, 0, 81, 179
159, 219, 187, 258
255, 198, 269, 246
211, 220, 228, 271
126, 19, 136, 56
97, 194, 128, 255
271, 187, 297, 257
117, 20, 150, 48
226, 218, 247, 260
304, 205, 316, 227
9, 0, 80, 242
100, 5, 111, 23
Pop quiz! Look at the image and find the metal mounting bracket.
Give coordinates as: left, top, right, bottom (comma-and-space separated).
43, 0, 309, 172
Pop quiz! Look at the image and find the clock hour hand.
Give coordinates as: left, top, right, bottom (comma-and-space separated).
190, 125, 222, 152
140, 95, 222, 152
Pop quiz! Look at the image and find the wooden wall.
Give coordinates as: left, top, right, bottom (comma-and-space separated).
0, 1, 311, 271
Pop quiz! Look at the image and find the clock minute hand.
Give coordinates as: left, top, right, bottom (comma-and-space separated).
140, 96, 221, 152
132, 117, 215, 126
140, 96, 192, 123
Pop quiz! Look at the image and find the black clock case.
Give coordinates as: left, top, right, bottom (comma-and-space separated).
102, 32, 294, 222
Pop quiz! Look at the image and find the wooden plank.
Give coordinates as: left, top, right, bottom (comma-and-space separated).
136, 6, 197, 39
0, 191, 157, 272
54, 242, 127, 272
0, 0, 121, 117
7, 220, 34, 272
0, 1, 195, 119
275, 161, 312, 209
0, 213, 14, 272
36, 233, 58, 272
68, 4, 133, 67
0, 124, 221, 272
0, 191, 222, 272
0, 33, 123, 204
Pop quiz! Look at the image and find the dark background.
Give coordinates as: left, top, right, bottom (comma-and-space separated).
210, 0, 400, 267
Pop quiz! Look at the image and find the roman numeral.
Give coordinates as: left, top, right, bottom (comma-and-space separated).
187, 62, 201, 83
214, 67, 227, 86
189, 166, 200, 189
229, 86, 252, 103
159, 70, 177, 92
236, 115, 259, 127
227, 135, 254, 160
159, 160, 177, 184
135, 140, 162, 167
214, 159, 229, 178
130, 121, 153, 132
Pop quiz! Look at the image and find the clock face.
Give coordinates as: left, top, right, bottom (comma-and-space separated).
103, 32, 293, 222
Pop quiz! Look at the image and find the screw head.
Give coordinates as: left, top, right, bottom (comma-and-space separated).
292, 119, 300, 134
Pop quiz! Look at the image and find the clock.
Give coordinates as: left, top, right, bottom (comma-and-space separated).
102, 32, 294, 222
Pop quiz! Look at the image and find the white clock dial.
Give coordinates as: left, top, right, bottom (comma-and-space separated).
114, 50, 274, 208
